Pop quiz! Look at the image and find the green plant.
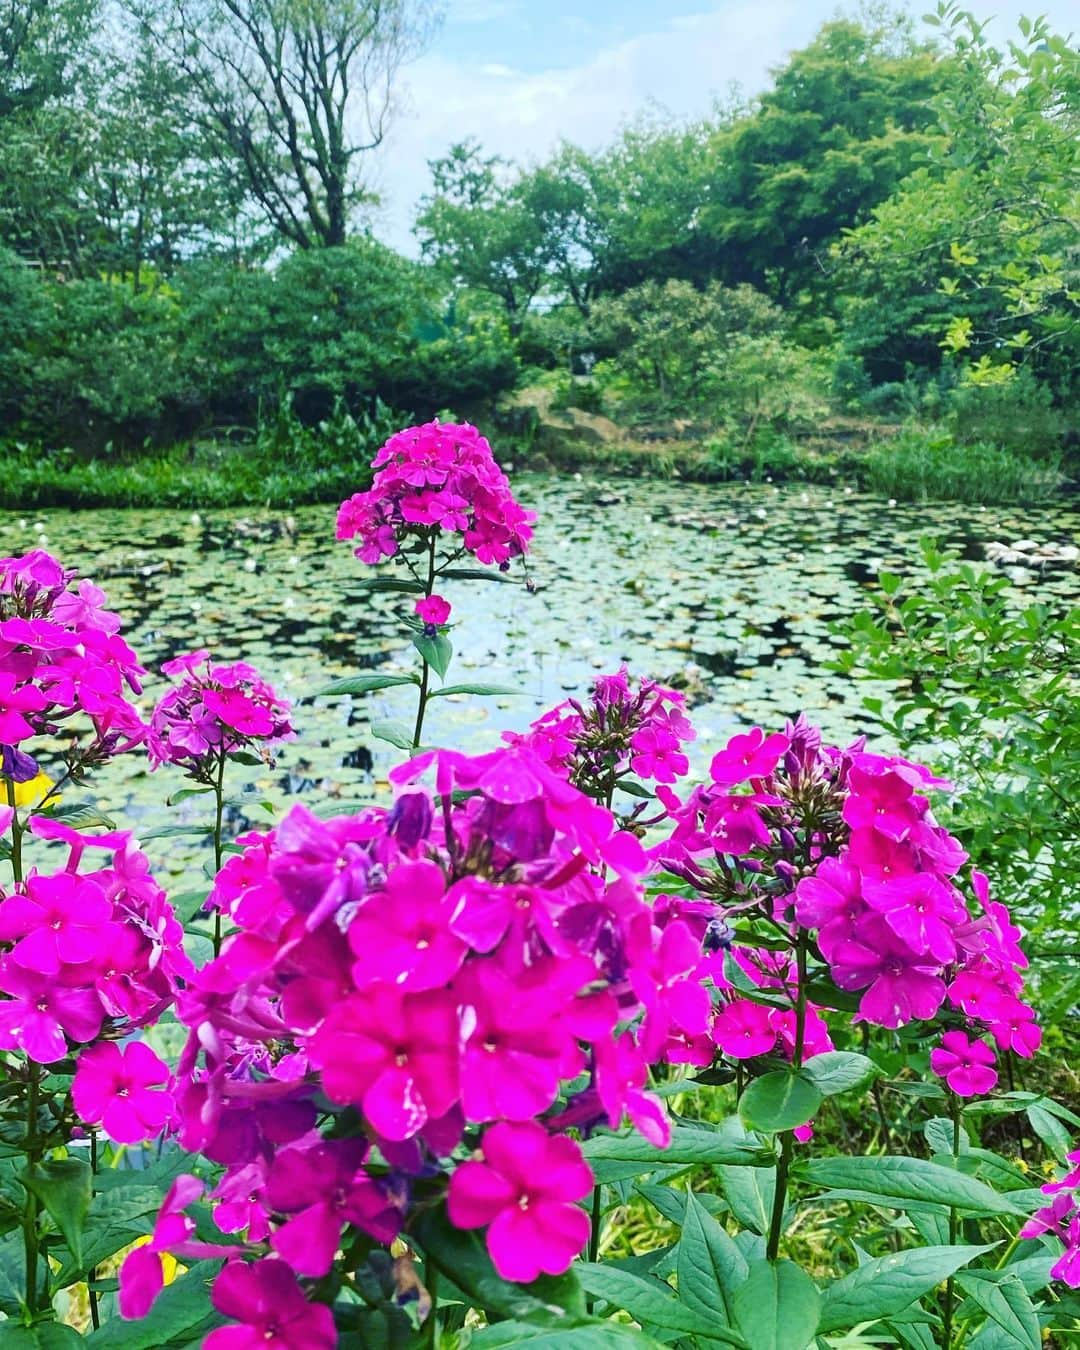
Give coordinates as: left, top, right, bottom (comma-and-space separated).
864, 428, 1061, 504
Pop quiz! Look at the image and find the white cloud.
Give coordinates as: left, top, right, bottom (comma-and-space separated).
367, 0, 1079, 255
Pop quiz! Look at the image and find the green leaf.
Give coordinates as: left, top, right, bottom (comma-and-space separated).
412, 631, 452, 680
427, 683, 522, 698
439, 566, 513, 583
369, 719, 417, 751
739, 1072, 822, 1133
414, 1207, 585, 1324
470, 1321, 662, 1347
21, 1158, 91, 1269
35, 803, 116, 830
802, 1156, 1024, 1215
0, 1231, 34, 1317
818, 1244, 997, 1333
575, 1263, 749, 1346
165, 786, 213, 805
85, 1261, 224, 1346
801, 1052, 880, 1096
352, 576, 426, 594
314, 673, 420, 696
0, 1326, 84, 1348
1025, 1103, 1073, 1162
677, 1190, 748, 1325
717, 1166, 777, 1236
957, 1272, 1041, 1350
730, 1259, 821, 1350
138, 824, 213, 841
580, 1122, 766, 1184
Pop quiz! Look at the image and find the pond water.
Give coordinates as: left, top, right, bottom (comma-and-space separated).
2, 472, 1077, 891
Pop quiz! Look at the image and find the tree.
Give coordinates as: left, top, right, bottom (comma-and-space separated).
139, 0, 436, 249
702, 10, 948, 303
0, 0, 96, 118
840, 4, 1079, 392
416, 139, 553, 332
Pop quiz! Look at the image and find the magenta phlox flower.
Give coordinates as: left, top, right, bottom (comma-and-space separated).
267, 1140, 402, 1276
415, 594, 452, 627
448, 1121, 593, 1282
701, 793, 772, 855
206, 1259, 337, 1350
456, 956, 588, 1121
829, 913, 946, 1028
930, 1030, 997, 1096
0, 962, 103, 1061
212, 1162, 272, 1242
861, 871, 966, 963
793, 856, 866, 958
0, 871, 115, 974
338, 421, 534, 569
710, 727, 790, 786
348, 860, 466, 990
0, 673, 48, 743
309, 986, 460, 1140
593, 1033, 671, 1148
712, 998, 777, 1059
630, 724, 689, 784
148, 650, 292, 775
270, 803, 378, 928
632, 920, 713, 1061
72, 1040, 174, 1143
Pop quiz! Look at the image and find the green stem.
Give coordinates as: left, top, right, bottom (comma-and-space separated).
424, 1263, 439, 1347
88, 1132, 100, 1331
411, 536, 438, 753
212, 748, 226, 958
589, 1183, 603, 1263
943, 1095, 962, 1348
23, 1061, 40, 1314
766, 932, 808, 1261
4, 777, 22, 885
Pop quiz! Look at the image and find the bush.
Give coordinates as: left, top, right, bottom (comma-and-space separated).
864, 427, 1061, 504
944, 366, 1068, 459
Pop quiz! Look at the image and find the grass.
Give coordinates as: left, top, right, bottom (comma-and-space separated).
0, 440, 375, 511
863, 429, 1063, 505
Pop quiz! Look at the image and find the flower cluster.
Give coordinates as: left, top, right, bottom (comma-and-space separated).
123, 742, 681, 1327
652, 716, 1036, 1077
0, 549, 145, 782
1021, 1151, 1080, 1287
336, 421, 534, 567
147, 649, 293, 778
507, 666, 695, 798
0, 818, 191, 1072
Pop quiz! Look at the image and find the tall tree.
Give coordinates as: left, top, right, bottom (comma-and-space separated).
139, 0, 436, 248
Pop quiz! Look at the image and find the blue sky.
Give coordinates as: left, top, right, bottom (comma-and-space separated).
370, 0, 1078, 251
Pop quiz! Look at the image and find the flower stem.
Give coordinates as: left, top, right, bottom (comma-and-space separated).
23, 1061, 40, 1314
4, 777, 22, 884
212, 748, 227, 957
411, 536, 438, 752
766, 931, 809, 1261
88, 1131, 100, 1331
942, 1094, 962, 1347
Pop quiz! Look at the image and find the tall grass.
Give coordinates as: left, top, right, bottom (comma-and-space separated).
864, 430, 1062, 505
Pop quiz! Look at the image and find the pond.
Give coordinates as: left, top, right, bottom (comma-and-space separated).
2, 472, 1077, 891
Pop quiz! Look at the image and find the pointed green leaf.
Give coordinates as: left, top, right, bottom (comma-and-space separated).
739, 1071, 822, 1133
957, 1272, 1041, 1350
802, 1156, 1024, 1215
677, 1190, 748, 1324
21, 1158, 91, 1269
819, 1244, 997, 1333
369, 719, 417, 751
575, 1263, 749, 1346
801, 1052, 880, 1096
314, 674, 420, 697
428, 683, 522, 698
730, 1259, 821, 1350
412, 631, 452, 680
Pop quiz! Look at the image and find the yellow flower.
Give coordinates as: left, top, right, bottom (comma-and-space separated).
11, 772, 56, 810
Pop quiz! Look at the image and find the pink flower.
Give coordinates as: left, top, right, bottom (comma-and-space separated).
347, 860, 466, 991
308, 986, 460, 1140
0, 872, 115, 974
448, 1121, 593, 1282
0, 964, 104, 1062
266, 1140, 402, 1276
793, 857, 866, 958
630, 725, 688, 784
829, 913, 946, 1029
0, 673, 48, 743
710, 728, 790, 786
712, 999, 777, 1059
206, 1259, 336, 1350
415, 594, 452, 626
72, 1040, 174, 1143
930, 1031, 997, 1097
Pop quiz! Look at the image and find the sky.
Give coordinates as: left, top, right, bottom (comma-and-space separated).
366, 0, 1077, 255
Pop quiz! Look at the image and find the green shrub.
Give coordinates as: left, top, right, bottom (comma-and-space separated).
864, 427, 1061, 504
944, 367, 1068, 459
